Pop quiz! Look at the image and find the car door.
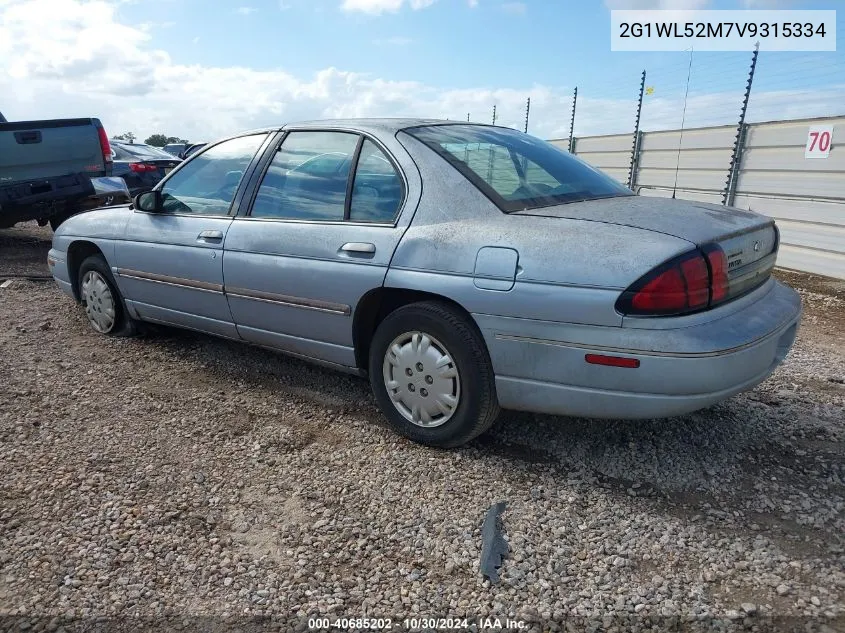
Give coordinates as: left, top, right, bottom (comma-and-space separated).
222, 129, 415, 368
115, 132, 271, 338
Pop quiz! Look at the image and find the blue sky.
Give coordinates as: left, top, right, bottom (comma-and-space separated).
0, 0, 842, 140
121, 0, 842, 95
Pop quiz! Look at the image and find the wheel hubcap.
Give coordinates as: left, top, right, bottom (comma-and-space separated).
80, 271, 116, 333
382, 331, 460, 428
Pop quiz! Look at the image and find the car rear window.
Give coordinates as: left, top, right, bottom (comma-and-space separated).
114, 143, 175, 160
406, 124, 633, 213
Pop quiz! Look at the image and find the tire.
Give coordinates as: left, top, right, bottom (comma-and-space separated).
50, 206, 86, 231
368, 301, 499, 448
77, 254, 137, 337
49, 212, 71, 231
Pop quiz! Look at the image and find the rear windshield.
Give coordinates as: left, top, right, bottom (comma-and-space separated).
406, 124, 633, 212
113, 143, 175, 160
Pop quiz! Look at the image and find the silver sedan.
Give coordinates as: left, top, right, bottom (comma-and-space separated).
48, 119, 802, 447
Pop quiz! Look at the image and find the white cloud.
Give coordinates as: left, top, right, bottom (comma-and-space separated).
235, 5, 257, 14
0, 0, 838, 145
341, 0, 436, 14
468, 0, 478, 6
604, 0, 711, 8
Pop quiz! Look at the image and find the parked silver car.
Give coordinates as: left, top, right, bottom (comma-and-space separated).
48, 119, 802, 447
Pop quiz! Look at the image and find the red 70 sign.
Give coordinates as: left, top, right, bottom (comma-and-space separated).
805, 126, 834, 159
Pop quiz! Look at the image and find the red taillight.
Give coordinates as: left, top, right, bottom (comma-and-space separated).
704, 245, 728, 304
623, 250, 710, 315
97, 125, 112, 164
680, 256, 710, 308
128, 163, 157, 173
631, 267, 686, 312
616, 246, 734, 317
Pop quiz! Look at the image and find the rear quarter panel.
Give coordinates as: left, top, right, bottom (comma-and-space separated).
392, 132, 694, 327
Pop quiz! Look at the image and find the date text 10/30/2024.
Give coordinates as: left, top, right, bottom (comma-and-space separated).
308, 617, 529, 630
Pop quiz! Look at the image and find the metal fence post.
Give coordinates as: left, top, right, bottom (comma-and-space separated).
568, 87, 578, 153
630, 131, 644, 192
723, 42, 759, 206
524, 97, 531, 133
627, 70, 646, 189
492, 104, 497, 125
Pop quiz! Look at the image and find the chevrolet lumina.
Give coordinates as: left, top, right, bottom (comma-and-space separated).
48, 120, 802, 447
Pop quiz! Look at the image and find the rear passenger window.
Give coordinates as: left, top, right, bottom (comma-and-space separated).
349, 140, 403, 223
251, 131, 358, 221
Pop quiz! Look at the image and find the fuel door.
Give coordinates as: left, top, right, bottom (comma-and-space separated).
473, 246, 519, 291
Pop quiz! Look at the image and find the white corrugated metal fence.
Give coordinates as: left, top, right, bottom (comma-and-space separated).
550, 115, 844, 279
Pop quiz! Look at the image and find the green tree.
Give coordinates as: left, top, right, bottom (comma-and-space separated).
144, 134, 168, 147
144, 134, 189, 147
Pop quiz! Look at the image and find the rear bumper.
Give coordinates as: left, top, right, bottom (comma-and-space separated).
0, 174, 130, 224
89, 176, 131, 202
477, 279, 802, 419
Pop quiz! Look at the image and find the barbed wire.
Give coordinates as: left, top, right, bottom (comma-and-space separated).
455, 49, 843, 138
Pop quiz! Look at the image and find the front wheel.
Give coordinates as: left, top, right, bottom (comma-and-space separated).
77, 254, 137, 336
369, 301, 499, 448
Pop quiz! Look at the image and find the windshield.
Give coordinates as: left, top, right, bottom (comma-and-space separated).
406, 124, 633, 212
113, 143, 176, 161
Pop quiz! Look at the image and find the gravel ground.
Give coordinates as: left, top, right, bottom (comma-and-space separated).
0, 222, 52, 278
0, 223, 843, 632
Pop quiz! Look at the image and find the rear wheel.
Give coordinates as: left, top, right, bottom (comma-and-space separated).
369, 301, 499, 448
77, 254, 137, 336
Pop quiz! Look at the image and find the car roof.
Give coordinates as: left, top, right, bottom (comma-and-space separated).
282, 118, 457, 134
210, 119, 491, 148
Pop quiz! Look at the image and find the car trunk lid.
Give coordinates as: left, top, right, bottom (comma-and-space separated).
514, 195, 779, 307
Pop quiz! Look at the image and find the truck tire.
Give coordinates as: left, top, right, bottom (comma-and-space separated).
49, 211, 74, 231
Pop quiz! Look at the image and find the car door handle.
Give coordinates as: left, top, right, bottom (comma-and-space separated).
340, 242, 376, 254
197, 230, 224, 242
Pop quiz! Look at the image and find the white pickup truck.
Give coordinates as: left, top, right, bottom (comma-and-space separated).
0, 112, 130, 230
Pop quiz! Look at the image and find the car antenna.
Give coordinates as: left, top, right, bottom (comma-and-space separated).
672, 46, 693, 200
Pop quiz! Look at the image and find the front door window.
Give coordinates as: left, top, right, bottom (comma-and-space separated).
158, 134, 268, 216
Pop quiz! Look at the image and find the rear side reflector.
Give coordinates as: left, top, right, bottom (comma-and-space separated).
585, 354, 640, 368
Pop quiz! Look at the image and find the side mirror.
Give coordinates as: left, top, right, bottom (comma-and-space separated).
134, 190, 162, 213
